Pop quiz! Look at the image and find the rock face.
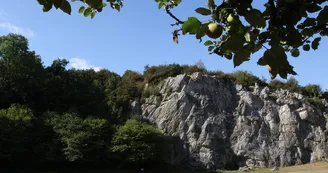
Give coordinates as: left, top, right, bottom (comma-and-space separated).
141, 73, 328, 170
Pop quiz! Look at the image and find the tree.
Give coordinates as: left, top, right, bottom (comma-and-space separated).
35, 0, 328, 79
111, 119, 164, 167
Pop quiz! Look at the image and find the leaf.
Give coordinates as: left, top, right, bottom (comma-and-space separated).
196, 24, 209, 41
317, 6, 328, 25
303, 17, 316, 26
59, 0, 71, 15
245, 9, 266, 29
91, 12, 96, 19
303, 44, 310, 51
233, 50, 250, 67
195, 7, 212, 16
311, 37, 321, 50
291, 48, 300, 57
279, 71, 288, 79
204, 40, 213, 46
158, 2, 165, 9
182, 17, 201, 35
208, 46, 215, 52
257, 57, 267, 66
286, 31, 303, 48
84, 8, 92, 17
172, 0, 182, 5
306, 3, 322, 13
79, 6, 85, 13
37, 0, 53, 12
263, 45, 287, 69
221, 35, 245, 52
85, 0, 103, 9
53, 0, 63, 9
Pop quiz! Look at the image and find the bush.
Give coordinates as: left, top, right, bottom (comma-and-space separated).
232, 70, 267, 88
285, 77, 302, 93
45, 112, 112, 163
111, 119, 164, 167
0, 105, 35, 164
302, 84, 322, 98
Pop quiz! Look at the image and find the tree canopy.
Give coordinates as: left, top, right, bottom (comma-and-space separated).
36, 0, 328, 79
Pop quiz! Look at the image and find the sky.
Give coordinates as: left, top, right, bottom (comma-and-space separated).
0, 1, 327, 90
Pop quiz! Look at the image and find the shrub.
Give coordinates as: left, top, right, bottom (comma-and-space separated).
302, 84, 322, 98
45, 112, 112, 163
285, 77, 302, 93
143, 64, 183, 85
232, 70, 266, 88
111, 119, 164, 167
0, 105, 35, 164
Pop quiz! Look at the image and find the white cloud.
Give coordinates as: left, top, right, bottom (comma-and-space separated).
68, 57, 102, 72
0, 23, 35, 38
0, 10, 35, 38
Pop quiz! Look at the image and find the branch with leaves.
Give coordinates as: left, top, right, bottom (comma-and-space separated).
36, 0, 328, 79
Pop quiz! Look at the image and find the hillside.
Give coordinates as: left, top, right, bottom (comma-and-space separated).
0, 34, 328, 171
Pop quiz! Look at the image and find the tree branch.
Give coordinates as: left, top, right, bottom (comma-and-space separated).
165, 6, 184, 25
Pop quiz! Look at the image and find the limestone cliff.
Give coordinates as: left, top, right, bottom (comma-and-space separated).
140, 72, 328, 170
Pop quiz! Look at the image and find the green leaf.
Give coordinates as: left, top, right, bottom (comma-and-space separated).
84, 8, 92, 17
286, 31, 303, 48
158, 2, 165, 9
303, 44, 310, 51
257, 57, 267, 66
86, 0, 103, 9
59, 0, 71, 15
182, 17, 201, 35
91, 12, 96, 19
37, 0, 53, 12
279, 71, 288, 79
311, 37, 321, 50
233, 50, 250, 67
113, 4, 121, 11
221, 35, 245, 52
302, 17, 316, 26
208, 46, 215, 52
291, 48, 300, 57
245, 9, 266, 29
79, 6, 85, 13
195, 7, 212, 16
204, 40, 213, 46
53, 0, 63, 9
172, 0, 182, 5
317, 6, 328, 25
196, 24, 209, 41
263, 45, 287, 69
306, 3, 322, 13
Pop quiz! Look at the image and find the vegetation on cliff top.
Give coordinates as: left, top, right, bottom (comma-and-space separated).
0, 33, 327, 170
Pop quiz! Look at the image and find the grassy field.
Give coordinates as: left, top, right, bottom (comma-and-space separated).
217, 162, 328, 173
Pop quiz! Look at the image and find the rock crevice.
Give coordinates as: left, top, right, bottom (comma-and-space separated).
141, 73, 328, 170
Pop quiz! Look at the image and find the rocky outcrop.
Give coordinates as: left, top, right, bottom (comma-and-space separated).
141, 72, 328, 170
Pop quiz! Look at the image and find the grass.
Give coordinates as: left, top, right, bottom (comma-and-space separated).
4, 162, 328, 173
217, 162, 328, 173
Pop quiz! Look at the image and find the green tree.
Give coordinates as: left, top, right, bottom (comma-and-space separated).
36, 0, 328, 79
45, 112, 112, 163
0, 34, 46, 111
111, 119, 164, 167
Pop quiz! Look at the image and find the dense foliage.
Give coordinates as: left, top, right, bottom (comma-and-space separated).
0, 33, 327, 169
35, 0, 328, 79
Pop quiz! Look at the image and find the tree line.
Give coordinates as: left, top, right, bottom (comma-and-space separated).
0, 33, 327, 170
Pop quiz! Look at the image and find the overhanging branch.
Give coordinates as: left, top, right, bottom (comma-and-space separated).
165, 6, 184, 25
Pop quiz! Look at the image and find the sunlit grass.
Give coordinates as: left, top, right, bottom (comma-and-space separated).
217, 162, 328, 173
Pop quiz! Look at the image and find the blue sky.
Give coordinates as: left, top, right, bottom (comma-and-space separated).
0, 1, 327, 90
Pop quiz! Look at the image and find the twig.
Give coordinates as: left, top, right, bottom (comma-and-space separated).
165, 6, 184, 24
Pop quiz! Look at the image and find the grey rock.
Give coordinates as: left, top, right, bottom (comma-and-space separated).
141, 72, 328, 170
